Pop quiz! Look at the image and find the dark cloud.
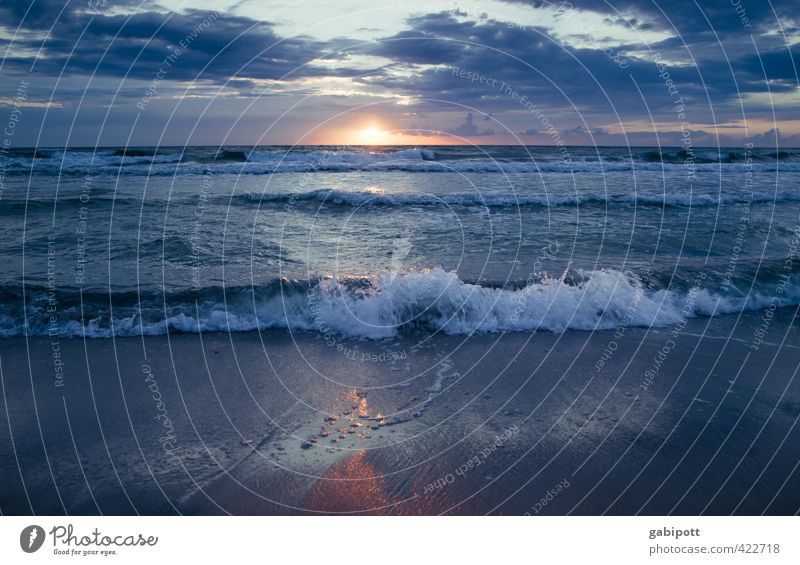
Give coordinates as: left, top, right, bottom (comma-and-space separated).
0, 1, 358, 84
742, 45, 800, 83
0, 0, 796, 144
450, 112, 495, 136
357, 10, 798, 134
502, 0, 797, 37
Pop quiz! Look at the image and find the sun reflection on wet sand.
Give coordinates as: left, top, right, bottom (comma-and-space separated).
301, 389, 399, 513
303, 450, 394, 514
301, 387, 460, 514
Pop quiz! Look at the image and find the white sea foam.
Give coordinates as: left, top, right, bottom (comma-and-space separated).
246, 147, 434, 165
50, 150, 183, 167
7, 268, 799, 338
241, 188, 800, 208
5, 146, 800, 175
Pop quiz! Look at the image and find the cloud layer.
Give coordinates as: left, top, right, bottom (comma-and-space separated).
0, 0, 797, 145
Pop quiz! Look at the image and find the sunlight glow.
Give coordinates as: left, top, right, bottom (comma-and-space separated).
352, 124, 394, 145
312, 121, 458, 145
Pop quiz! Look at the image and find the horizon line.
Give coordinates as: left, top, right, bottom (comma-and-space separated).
10, 143, 796, 149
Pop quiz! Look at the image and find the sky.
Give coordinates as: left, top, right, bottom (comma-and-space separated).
0, 0, 798, 146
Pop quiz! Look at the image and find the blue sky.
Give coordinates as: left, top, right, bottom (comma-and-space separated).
1, 0, 798, 146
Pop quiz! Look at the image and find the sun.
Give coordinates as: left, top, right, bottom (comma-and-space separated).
352, 124, 391, 145
362, 126, 381, 139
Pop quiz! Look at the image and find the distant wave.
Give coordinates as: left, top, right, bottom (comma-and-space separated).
246, 147, 435, 165
4, 187, 795, 218
641, 148, 800, 164
3, 267, 799, 338
7, 188, 796, 214
215, 149, 249, 162
238, 188, 800, 208
2, 146, 800, 175
52, 150, 184, 167
0, 195, 136, 213
111, 148, 158, 158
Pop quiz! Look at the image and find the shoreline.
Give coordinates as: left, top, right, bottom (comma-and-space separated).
1, 309, 798, 515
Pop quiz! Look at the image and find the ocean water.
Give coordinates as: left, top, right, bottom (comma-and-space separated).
1, 144, 799, 338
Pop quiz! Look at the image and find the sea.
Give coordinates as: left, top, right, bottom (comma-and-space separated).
1, 144, 799, 339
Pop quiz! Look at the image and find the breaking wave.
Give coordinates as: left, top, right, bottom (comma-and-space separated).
3, 267, 799, 338
238, 188, 800, 208
3, 146, 800, 175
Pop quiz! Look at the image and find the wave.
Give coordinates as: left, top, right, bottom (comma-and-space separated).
246, 147, 435, 166
112, 148, 158, 158
3, 267, 798, 338
0, 195, 143, 214
136, 159, 800, 175
639, 148, 800, 164
9, 148, 54, 159
3, 146, 800, 175
0, 148, 183, 170
50, 150, 184, 167
10, 187, 794, 214
48, 150, 181, 167
238, 188, 800, 209
215, 149, 249, 162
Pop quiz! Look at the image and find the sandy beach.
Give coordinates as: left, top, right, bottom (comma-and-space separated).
2, 308, 798, 515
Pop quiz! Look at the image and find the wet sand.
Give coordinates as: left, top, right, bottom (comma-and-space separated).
1, 309, 799, 515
